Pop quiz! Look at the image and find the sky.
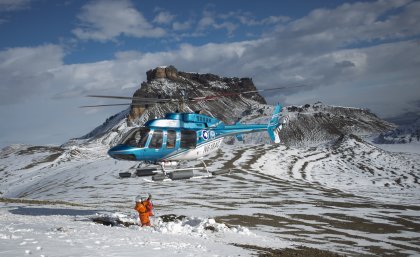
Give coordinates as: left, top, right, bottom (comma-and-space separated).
0, 0, 419, 147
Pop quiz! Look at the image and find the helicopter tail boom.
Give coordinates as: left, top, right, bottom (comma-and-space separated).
267, 104, 282, 143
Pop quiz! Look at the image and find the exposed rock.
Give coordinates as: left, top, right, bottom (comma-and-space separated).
146, 65, 178, 81
129, 66, 266, 122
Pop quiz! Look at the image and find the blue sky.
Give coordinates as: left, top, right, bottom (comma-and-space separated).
0, 0, 419, 147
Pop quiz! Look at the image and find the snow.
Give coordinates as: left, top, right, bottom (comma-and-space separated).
0, 204, 257, 257
208, 81, 229, 89
372, 140, 420, 154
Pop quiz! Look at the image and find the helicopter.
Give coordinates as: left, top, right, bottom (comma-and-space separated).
83, 86, 292, 181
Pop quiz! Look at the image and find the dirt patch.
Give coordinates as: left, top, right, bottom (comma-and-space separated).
17, 146, 63, 156
234, 244, 345, 257
0, 197, 85, 207
21, 152, 63, 169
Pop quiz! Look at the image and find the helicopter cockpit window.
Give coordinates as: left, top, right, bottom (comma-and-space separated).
180, 130, 196, 149
149, 130, 163, 149
120, 128, 150, 148
166, 130, 176, 149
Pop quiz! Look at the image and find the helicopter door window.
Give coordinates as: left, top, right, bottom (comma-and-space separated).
137, 128, 150, 148
180, 130, 197, 149
166, 130, 176, 149
149, 130, 163, 149
121, 128, 149, 147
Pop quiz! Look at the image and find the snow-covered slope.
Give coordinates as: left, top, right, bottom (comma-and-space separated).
375, 115, 420, 144
252, 134, 420, 201
280, 102, 395, 146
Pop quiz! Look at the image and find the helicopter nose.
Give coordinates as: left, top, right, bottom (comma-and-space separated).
108, 145, 137, 161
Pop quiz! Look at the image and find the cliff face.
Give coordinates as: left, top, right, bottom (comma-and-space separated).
128, 65, 266, 122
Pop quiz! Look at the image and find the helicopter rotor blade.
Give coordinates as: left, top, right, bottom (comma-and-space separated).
83, 84, 309, 107
80, 103, 157, 108
87, 95, 176, 103
189, 84, 309, 102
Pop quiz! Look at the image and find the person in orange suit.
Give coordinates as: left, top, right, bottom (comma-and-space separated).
134, 197, 150, 227
144, 193, 154, 217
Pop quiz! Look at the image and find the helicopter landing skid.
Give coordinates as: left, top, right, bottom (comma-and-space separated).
152, 160, 211, 181
120, 161, 231, 180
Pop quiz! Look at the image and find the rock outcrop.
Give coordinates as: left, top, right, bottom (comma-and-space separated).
128, 65, 266, 122
146, 65, 179, 81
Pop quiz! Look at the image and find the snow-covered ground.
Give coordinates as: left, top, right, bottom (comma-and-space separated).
0, 203, 272, 257
373, 140, 420, 154
1, 138, 420, 256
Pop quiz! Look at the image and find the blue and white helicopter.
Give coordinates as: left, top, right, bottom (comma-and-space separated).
84, 87, 289, 180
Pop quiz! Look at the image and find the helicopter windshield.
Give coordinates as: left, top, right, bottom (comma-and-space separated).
120, 128, 150, 147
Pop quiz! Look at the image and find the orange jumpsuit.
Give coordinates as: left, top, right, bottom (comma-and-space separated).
144, 199, 154, 217
134, 201, 150, 226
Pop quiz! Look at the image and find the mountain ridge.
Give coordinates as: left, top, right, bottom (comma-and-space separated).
65, 66, 394, 148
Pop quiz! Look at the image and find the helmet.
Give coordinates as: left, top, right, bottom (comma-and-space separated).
135, 195, 143, 202
148, 193, 152, 199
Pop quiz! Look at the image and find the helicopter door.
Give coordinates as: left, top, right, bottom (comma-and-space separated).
149, 130, 163, 149
180, 130, 197, 149
166, 130, 176, 149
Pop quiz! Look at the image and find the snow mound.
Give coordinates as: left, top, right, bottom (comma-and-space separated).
152, 216, 252, 236
92, 212, 253, 237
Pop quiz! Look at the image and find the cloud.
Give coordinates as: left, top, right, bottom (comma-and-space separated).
153, 10, 175, 24
234, 12, 290, 26
197, 13, 215, 31
172, 20, 192, 31
193, 9, 290, 38
196, 10, 239, 36
72, 0, 165, 42
279, 0, 420, 49
0, 0, 31, 12
0, 44, 64, 105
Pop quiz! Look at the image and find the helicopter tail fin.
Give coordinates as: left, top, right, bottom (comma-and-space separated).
267, 104, 283, 144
